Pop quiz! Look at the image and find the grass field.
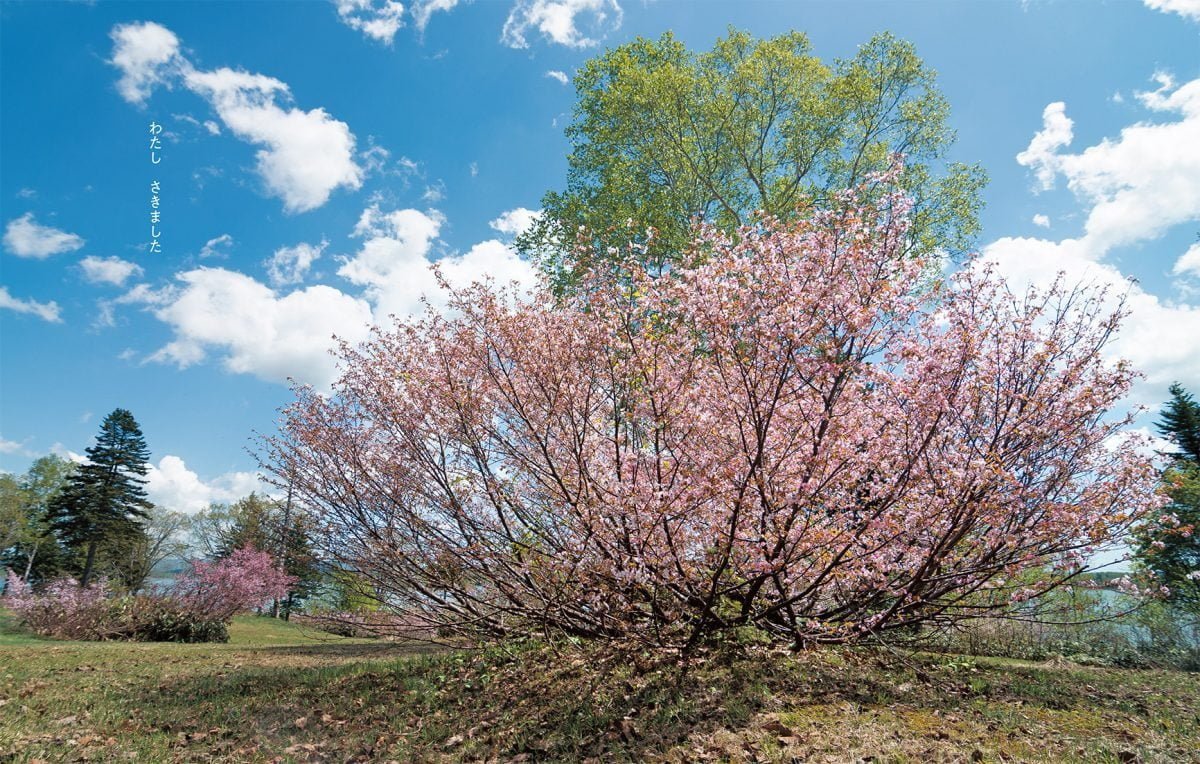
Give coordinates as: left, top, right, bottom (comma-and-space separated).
1, 612, 1198, 762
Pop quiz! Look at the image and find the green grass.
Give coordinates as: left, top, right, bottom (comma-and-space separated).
1, 612, 1198, 762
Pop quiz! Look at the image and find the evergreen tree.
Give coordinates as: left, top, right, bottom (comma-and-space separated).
46, 409, 152, 587
1136, 384, 1200, 616
1157, 383, 1200, 464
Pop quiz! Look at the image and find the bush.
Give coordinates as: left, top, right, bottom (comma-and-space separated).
123, 596, 229, 643
2, 573, 124, 640
2, 569, 238, 643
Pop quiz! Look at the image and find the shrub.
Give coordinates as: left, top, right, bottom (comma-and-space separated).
2, 571, 123, 640
266, 173, 1162, 650
2, 549, 289, 643
123, 596, 229, 643
166, 546, 296, 622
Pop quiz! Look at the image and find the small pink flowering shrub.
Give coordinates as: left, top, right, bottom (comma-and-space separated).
166, 546, 296, 622
2, 547, 295, 642
3, 572, 123, 640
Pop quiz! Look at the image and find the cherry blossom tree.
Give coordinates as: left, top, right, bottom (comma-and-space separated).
167, 546, 295, 622
264, 177, 1161, 651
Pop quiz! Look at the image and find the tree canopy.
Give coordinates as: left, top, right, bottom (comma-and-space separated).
519, 29, 985, 290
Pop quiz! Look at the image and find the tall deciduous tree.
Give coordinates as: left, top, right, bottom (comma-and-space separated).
46, 409, 152, 587
1, 455, 76, 582
268, 180, 1158, 651
519, 29, 985, 291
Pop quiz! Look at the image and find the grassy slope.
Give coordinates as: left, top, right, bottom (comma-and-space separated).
0, 613, 1197, 763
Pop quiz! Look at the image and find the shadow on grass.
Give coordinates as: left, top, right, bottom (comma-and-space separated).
254, 639, 445, 659
125, 642, 1200, 762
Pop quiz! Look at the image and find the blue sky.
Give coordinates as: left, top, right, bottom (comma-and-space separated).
1, 0, 1198, 513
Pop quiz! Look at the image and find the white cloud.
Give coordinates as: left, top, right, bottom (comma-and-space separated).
982, 236, 1200, 393
1144, 0, 1200, 22
1016, 101, 1074, 191
184, 67, 363, 213
80, 255, 143, 286
983, 72, 1200, 400
199, 233, 234, 259
1174, 242, 1200, 278
489, 207, 541, 237
50, 443, 87, 464
502, 0, 622, 49
146, 455, 269, 514
545, 69, 569, 85
0, 436, 27, 455
341, 204, 536, 321
3, 213, 85, 259
1032, 214, 1050, 228
0, 286, 62, 323
16, 188, 36, 199
109, 21, 183, 105
109, 22, 363, 214
142, 267, 373, 387
266, 239, 327, 286
413, 0, 462, 33
335, 0, 407, 44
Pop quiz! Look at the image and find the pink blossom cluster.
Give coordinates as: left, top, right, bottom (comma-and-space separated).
266, 171, 1163, 649
2, 572, 120, 640
166, 546, 296, 622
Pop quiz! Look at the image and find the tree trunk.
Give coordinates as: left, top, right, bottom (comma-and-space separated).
21, 542, 39, 580
80, 539, 97, 588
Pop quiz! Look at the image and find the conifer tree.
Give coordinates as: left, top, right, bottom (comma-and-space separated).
46, 408, 152, 587
1137, 384, 1200, 616
1157, 383, 1200, 464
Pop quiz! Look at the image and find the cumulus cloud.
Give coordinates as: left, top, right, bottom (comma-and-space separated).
184, 68, 363, 213
545, 69, 569, 85
109, 21, 183, 105
1015, 102, 1074, 190
199, 233, 234, 259
983, 72, 1200, 400
501, 0, 622, 49
146, 454, 270, 514
137, 268, 374, 387
0, 286, 62, 323
1032, 214, 1050, 228
335, 0, 407, 44
127, 203, 534, 387
341, 204, 536, 322
80, 256, 143, 286
266, 239, 327, 286
109, 22, 362, 214
3, 213, 85, 258
489, 207, 541, 237
1144, 0, 1200, 22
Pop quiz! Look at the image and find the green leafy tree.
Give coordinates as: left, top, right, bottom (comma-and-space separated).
520, 29, 985, 291
2, 455, 77, 583
1136, 384, 1200, 616
45, 409, 152, 587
